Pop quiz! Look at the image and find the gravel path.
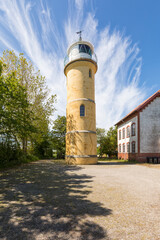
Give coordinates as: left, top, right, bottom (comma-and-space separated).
0, 160, 160, 240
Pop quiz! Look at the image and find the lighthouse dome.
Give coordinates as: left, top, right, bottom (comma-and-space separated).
64, 40, 97, 67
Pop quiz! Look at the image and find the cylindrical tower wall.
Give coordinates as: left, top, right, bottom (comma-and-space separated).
67, 100, 96, 131
65, 58, 97, 165
66, 61, 96, 101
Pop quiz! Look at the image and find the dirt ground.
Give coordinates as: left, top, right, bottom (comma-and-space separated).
0, 160, 160, 240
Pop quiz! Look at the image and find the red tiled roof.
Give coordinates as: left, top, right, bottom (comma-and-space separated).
116, 89, 160, 125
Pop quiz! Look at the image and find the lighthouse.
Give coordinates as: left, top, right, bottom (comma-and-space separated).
64, 33, 98, 164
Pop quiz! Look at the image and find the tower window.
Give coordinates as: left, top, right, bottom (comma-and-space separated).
80, 104, 85, 116
89, 69, 92, 78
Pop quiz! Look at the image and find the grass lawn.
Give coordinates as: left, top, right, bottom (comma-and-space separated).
98, 158, 127, 162
98, 158, 134, 163
98, 158, 160, 169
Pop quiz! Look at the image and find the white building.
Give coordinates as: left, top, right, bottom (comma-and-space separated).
116, 90, 160, 163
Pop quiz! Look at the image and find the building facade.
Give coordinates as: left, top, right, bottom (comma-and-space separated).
116, 90, 160, 162
64, 38, 98, 164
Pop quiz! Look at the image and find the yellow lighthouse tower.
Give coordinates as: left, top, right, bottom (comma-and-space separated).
64, 33, 98, 164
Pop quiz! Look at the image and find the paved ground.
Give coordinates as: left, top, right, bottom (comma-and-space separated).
0, 160, 160, 240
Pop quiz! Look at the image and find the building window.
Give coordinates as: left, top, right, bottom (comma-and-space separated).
132, 141, 136, 153
122, 128, 125, 139
80, 104, 85, 116
119, 144, 121, 153
123, 143, 125, 153
119, 130, 121, 140
126, 126, 130, 138
131, 123, 136, 136
89, 69, 92, 78
127, 142, 130, 153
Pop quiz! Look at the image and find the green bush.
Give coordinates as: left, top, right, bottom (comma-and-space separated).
0, 142, 39, 168
0, 142, 19, 164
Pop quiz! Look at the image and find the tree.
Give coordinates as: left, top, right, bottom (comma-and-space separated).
0, 61, 36, 143
33, 133, 54, 159
97, 126, 117, 158
104, 126, 117, 157
51, 116, 66, 159
1, 50, 56, 152
0, 61, 39, 164
96, 128, 106, 157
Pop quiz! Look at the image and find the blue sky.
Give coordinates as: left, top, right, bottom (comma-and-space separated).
0, 0, 159, 129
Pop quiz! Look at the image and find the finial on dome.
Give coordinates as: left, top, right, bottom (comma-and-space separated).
76, 30, 83, 41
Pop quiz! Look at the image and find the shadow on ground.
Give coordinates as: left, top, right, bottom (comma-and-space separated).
0, 160, 112, 240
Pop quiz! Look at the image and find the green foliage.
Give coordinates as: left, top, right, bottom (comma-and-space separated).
0, 50, 56, 167
33, 134, 54, 159
105, 126, 117, 156
0, 141, 38, 169
51, 115, 66, 159
0, 72, 36, 137
0, 50, 56, 152
32, 116, 66, 159
97, 128, 106, 157
97, 126, 117, 157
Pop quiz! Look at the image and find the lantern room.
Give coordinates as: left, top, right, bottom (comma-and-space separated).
64, 40, 97, 67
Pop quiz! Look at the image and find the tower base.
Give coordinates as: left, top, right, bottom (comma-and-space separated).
65, 156, 97, 165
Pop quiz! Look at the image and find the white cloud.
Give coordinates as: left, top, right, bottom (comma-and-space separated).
94, 28, 145, 128
75, 0, 84, 10
0, 0, 66, 118
0, 0, 146, 129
